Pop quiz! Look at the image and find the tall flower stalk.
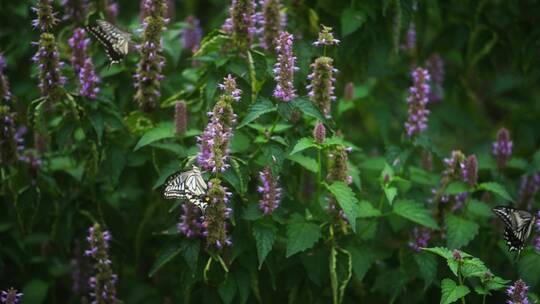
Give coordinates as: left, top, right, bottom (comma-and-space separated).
202, 178, 233, 249
307, 57, 337, 118
197, 75, 239, 173
32, 0, 59, 32
404, 67, 430, 138
506, 279, 529, 304
175, 101, 187, 135
426, 53, 444, 101
226, 0, 256, 51
62, 0, 88, 23
258, 167, 282, 215
409, 226, 431, 252
1, 106, 19, 165
273, 31, 298, 102
134, 0, 168, 112
178, 203, 203, 238
85, 224, 119, 304
0, 288, 23, 304
326, 145, 352, 231
182, 16, 202, 54
68, 28, 99, 99
493, 127, 512, 169
258, 0, 285, 50
33, 34, 66, 102
534, 212, 540, 254
313, 25, 340, 47
0, 54, 11, 102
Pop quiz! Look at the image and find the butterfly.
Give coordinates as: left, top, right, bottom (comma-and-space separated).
492, 206, 536, 254
163, 166, 209, 212
86, 20, 131, 64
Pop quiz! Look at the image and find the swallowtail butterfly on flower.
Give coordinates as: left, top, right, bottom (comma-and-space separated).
492, 206, 536, 254
86, 20, 131, 64
163, 166, 209, 212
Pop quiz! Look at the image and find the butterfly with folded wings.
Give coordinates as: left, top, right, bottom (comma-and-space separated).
86, 20, 131, 65
163, 165, 209, 213
492, 206, 537, 254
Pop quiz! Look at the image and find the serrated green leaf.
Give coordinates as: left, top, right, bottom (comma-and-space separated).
444, 181, 469, 195
347, 246, 377, 281
134, 122, 175, 151
415, 252, 438, 288
218, 275, 237, 304
253, 222, 277, 269
341, 9, 366, 37
393, 200, 439, 230
290, 137, 317, 155
327, 182, 360, 231
384, 186, 398, 205
467, 200, 493, 218
287, 153, 319, 173
148, 243, 183, 277
237, 98, 276, 128
291, 98, 326, 122
440, 278, 470, 304
330, 247, 352, 304
356, 200, 381, 218
477, 182, 512, 201
286, 218, 321, 257
445, 215, 479, 249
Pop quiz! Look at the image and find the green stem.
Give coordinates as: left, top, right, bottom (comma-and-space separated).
457, 265, 466, 304
247, 50, 257, 103
316, 148, 323, 202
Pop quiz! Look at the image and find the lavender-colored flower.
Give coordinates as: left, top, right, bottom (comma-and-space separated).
79, 58, 100, 99
404, 67, 430, 137
535, 212, 540, 253
202, 178, 233, 249
327, 145, 352, 185
178, 203, 203, 238
313, 121, 326, 144
134, 0, 168, 112
226, 0, 257, 50
307, 56, 337, 118
140, 0, 174, 20
182, 16, 203, 53
401, 22, 416, 51
426, 53, 444, 101
175, 101, 187, 135
506, 279, 529, 304
0, 54, 11, 102
106, 1, 118, 23
493, 128, 513, 169
1, 107, 19, 165
408, 226, 431, 252
32, 33, 66, 102
273, 31, 298, 102
32, 0, 59, 32
258, 0, 286, 50
85, 224, 119, 304
62, 0, 88, 23
68, 28, 89, 74
343, 82, 354, 101
0, 288, 23, 304
217, 74, 242, 102
519, 173, 540, 210
258, 167, 282, 215
439, 150, 470, 209
464, 154, 478, 187
313, 25, 340, 47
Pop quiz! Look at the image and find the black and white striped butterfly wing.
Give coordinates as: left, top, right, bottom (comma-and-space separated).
87, 20, 130, 64
493, 206, 536, 252
184, 166, 207, 196
163, 171, 188, 199
162, 166, 208, 205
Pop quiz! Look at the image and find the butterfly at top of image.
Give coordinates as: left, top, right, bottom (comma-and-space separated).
492, 206, 536, 254
162, 165, 209, 213
86, 20, 131, 65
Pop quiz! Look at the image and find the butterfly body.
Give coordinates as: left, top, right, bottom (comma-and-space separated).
86, 20, 131, 64
492, 206, 536, 253
163, 166, 209, 212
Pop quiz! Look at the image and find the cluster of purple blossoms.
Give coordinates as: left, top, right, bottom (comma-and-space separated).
32, 33, 67, 102
518, 173, 540, 210
68, 28, 100, 99
408, 226, 431, 252
62, 0, 88, 23
178, 203, 203, 238
326, 145, 353, 228
273, 32, 298, 102
493, 127, 513, 169
1, 106, 20, 165
258, 167, 282, 215
313, 121, 326, 144
401, 22, 416, 51
0, 288, 22, 304
440, 151, 469, 209
32, 0, 59, 32
0, 54, 11, 102
182, 16, 203, 54
535, 212, 540, 253
197, 76, 239, 172
307, 57, 338, 118
202, 178, 233, 249
258, 0, 286, 50
224, 0, 257, 50
313, 25, 340, 47
85, 224, 118, 304
426, 53, 445, 101
404, 67, 431, 137
506, 279, 529, 304
79, 59, 100, 99
175, 101, 187, 136
134, 0, 168, 112
140, 0, 174, 20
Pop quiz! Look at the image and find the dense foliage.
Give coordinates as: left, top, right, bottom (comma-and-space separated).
1, 0, 540, 303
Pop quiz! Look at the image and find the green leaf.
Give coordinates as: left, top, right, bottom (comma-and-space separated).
414, 252, 438, 288
477, 182, 512, 201
329, 247, 352, 304
237, 98, 276, 128
445, 215, 479, 249
48, 156, 85, 181
182, 240, 201, 273
134, 122, 175, 151
290, 137, 317, 155
440, 278, 470, 304
347, 246, 377, 281
467, 200, 493, 218
148, 243, 183, 277
327, 182, 360, 231
291, 98, 326, 122
218, 275, 237, 304
383, 186, 398, 205
393, 200, 439, 230
287, 154, 318, 173
444, 181, 469, 195
518, 253, 540, 286
253, 222, 277, 269
341, 9, 366, 36
286, 216, 321, 257
356, 200, 382, 218
22, 280, 48, 304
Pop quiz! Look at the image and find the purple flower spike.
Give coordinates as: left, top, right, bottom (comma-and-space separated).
218, 74, 242, 102
426, 53, 445, 102
258, 167, 282, 215
203, 178, 233, 249
493, 127, 512, 169
32, 33, 66, 102
408, 226, 431, 252
62, 0, 88, 23
313, 121, 326, 144
182, 16, 203, 53
0, 107, 18, 164
519, 173, 540, 210
506, 279, 529, 304
68, 28, 89, 74
401, 22, 416, 51
0, 54, 11, 102
273, 32, 298, 102
175, 101, 187, 135
326, 145, 352, 185
464, 154, 478, 187
32, 0, 59, 32
178, 203, 203, 238
313, 25, 340, 47
404, 67, 431, 137
226, 0, 257, 50
307, 56, 338, 118
79, 58, 100, 100
535, 212, 540, 253
0, 288, 23, 304
258, 0, 286, 50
